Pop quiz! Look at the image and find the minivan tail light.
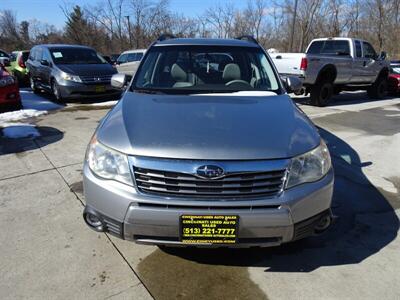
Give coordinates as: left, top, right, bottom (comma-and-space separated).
300, 57, 308, 71
18, 56, 26, 68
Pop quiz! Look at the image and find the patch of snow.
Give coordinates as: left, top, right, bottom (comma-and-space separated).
89, 100, 118, 107
1, 124, 40, 139
0, 109, 47, 126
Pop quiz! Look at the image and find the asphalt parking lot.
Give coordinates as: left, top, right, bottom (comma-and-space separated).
0, 89, 399, 299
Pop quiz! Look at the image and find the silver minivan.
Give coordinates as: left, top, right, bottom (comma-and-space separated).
83, 36, 334, 247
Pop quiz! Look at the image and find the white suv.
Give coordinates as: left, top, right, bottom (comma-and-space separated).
116, 49, 146, 76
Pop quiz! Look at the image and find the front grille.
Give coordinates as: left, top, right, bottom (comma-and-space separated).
80, 74, 112, 84
133, 167, 286, 198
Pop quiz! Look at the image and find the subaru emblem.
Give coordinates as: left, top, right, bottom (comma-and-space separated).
196, 165, 225, 179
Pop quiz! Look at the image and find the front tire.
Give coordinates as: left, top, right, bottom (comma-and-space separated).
367, 76, 387, 99
52, 80, 64, 103
30, 76, 40, 94
310, 80, 333, 107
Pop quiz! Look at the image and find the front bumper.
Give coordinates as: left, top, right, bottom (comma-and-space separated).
57, 81, 122, 99
83, 163, 334, 247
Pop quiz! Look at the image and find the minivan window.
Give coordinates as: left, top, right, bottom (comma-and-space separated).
42, 49, 51, 62
133, 45, 280, 94
36, 48, 43, 61
49, 48, 106, 64
307, 40, 350, 55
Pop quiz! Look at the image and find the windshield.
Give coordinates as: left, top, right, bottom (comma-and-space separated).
132, 45, 280, 94
50, 48, 106, 65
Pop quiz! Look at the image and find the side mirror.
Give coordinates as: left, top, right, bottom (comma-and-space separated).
378, 51, 387, 60
281, 75, 302, 93
111, 73, 128, 89
40, 60, 49, 66
3, 59, 11, 67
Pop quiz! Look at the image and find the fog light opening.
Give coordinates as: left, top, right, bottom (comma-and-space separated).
314, 215, 332, 233
84, 212, 105, 231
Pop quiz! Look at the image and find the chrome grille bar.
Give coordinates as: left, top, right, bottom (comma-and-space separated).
131, 157, 288, 199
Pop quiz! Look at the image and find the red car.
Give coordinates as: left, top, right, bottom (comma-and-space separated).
388, 61, 400, 95
0, 65, 21, 110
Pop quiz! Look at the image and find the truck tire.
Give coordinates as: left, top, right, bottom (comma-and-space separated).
310, 80, 333, 107
367, 76, 387, 99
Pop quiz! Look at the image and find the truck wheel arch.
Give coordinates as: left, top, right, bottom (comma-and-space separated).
376, 67, 389, 81
316, 65, 337, 84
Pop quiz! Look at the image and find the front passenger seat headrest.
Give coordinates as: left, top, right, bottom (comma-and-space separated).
222, 63, 241, 81
171, 63, 187, 82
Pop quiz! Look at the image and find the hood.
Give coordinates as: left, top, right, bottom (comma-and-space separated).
97, 91, 320, 160
57, 64, 116, 76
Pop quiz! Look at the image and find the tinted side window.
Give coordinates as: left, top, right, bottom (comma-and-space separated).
363, 42, 377, 59
0, 50, 8, 58
355, 41, 362, 58
127, 53, 137, 62
307, 40, 350, 55
136, 53, 144, 60
307, 41, 323, 54
118, 54, 128, 63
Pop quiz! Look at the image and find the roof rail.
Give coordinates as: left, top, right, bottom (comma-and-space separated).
157, 33, 176, 42
235, 35, 259, 45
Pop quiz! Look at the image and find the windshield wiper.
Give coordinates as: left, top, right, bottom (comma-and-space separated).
134, 89, 165, 95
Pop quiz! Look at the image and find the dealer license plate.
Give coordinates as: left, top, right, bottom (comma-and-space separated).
180, 215, 238, 244
95, 85, 106, 93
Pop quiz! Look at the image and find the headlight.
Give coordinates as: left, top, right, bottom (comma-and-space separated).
61, 72, 82, 83
0, 75, 15, 87
286, 140, 331, 189
86, 136, 133, 186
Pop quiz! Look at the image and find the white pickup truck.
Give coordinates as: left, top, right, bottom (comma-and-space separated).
270, 38, 390, 106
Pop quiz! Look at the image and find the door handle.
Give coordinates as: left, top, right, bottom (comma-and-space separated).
275, 55, 282, 59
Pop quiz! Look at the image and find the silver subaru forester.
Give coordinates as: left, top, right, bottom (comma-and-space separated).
83, 36, 334, 247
